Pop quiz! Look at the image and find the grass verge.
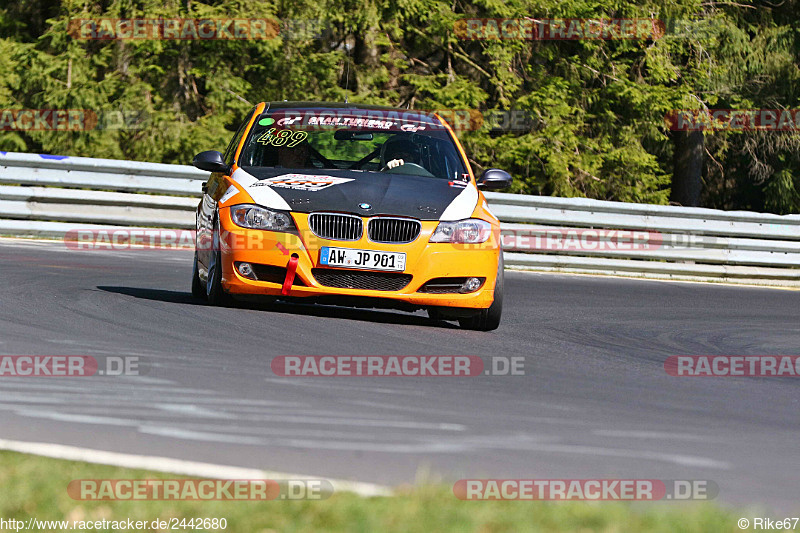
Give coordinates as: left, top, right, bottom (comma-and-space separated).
0, 450, 750, 532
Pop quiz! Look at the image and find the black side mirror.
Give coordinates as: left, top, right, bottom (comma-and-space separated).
193, 150, 231, 174
477, 168, 513, 190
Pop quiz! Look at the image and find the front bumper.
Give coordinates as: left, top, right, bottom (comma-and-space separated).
216, 209, 500, 309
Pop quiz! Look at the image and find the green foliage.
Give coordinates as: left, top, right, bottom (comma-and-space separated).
0, 0, 798, 212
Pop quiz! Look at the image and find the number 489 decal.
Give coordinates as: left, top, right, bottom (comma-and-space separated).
256, 128, 308, 148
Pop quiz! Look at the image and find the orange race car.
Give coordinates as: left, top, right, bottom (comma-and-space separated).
191, 102, 512, 330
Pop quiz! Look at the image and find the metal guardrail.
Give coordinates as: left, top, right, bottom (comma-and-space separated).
1, 151, 799, 286
486, 192, 800, 285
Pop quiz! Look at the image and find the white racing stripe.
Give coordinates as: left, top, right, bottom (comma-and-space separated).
231, 168, 291, 210
439, 183, 479, 221
0, 438, 392, 497
218, 185, 238, 204
230, 167, 258, 188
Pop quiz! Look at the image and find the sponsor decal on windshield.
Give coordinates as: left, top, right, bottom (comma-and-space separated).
252, 174, 355, 191
260, 109, 534, 132
266, 110, 443, 131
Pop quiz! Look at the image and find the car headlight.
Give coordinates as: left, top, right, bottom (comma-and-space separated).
230, 204, 295, 231
429, 219, 492, 243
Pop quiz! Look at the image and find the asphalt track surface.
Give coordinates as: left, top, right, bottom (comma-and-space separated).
0, 238, 798, 512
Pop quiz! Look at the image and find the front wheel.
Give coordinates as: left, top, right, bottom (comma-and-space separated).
459, 254, 503, 331
191, 251, 205, 299
206, 219, 234, 306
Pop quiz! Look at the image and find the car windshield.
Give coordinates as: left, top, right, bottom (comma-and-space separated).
238, 108, 469, 181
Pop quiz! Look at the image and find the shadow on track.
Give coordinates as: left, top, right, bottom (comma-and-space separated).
97, 286, 197, 304
96, 285, 459, 329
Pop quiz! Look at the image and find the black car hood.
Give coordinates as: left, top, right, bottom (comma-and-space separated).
238, 167, 468, 220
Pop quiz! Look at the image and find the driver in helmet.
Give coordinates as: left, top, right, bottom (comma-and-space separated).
381, 137, 421, 170
276, 141, 313, 169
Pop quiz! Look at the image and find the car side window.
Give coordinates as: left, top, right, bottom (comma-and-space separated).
223, 108, 256, 166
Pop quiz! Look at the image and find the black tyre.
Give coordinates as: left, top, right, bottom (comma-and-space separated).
206, 219, 234, 306
459, 254, 503, 331
191, 251, 206, 299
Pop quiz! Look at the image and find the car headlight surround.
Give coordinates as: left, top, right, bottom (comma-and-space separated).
230, 204, 295, 231
429, 219, 492, 243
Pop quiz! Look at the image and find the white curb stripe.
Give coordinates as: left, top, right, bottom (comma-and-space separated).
0, 438, 393, 497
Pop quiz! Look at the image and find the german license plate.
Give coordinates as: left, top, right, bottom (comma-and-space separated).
320, 247, 406, 271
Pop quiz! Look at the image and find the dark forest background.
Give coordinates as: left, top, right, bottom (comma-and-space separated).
1, 0, 798, 213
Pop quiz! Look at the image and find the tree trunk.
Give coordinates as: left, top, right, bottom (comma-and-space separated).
671, 130, 704, 206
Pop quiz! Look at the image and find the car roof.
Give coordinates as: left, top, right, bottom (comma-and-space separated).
259, 101, 439, 120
